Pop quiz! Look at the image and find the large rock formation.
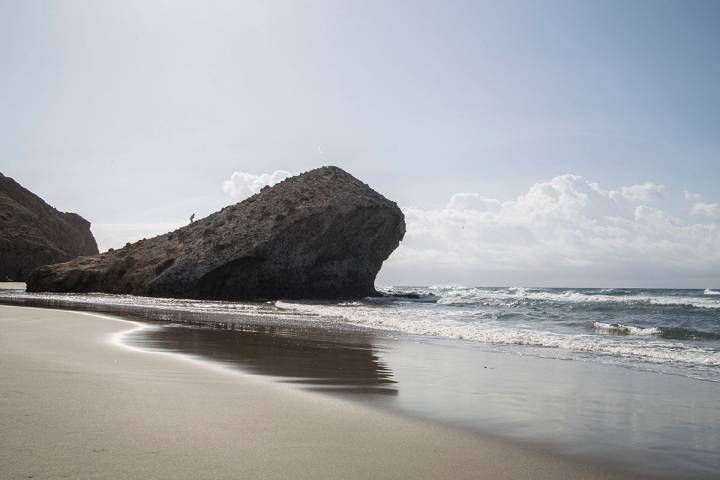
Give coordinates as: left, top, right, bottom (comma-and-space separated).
27, 166, 405, 300
0, 172, 99, 281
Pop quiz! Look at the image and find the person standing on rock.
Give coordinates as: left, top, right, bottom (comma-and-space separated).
190, 213, 195, 223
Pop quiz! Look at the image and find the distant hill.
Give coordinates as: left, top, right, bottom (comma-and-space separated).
0, 172, 98, 281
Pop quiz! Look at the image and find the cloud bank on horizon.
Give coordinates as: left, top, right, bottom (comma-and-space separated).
380, 174, 719, 287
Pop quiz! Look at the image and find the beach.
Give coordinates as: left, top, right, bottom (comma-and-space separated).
3, 2, 719, 478
0, 303, 652, 480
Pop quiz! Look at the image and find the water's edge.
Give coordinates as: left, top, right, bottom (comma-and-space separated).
0, 292, 718, 479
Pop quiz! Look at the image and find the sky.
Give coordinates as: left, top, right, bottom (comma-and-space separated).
1, 0, 719, 287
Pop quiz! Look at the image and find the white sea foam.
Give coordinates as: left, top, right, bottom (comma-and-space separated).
432, 287, 720, 309
276, 301, 720, 368
0, 291, 301, 320
704, 288, 720, 295
592, 321, 661, 336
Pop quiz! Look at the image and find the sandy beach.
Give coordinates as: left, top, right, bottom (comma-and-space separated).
0, 304, 649, 480
3, 2, 719, 478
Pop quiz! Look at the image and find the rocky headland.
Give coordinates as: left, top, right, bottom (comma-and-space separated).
27, 166, 405, 300
0, 172, 99, 281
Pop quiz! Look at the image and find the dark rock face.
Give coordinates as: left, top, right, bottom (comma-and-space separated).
0, 172, 99, 281
27, 166, 405, 300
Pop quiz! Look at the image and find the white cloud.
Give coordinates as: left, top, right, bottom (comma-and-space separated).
222, 170, 292, 201
691, 202, 720, 218
684, 190, 701, 201
379, 174, 720, 287
618, 182, 665, 202
447, 193, 501, 211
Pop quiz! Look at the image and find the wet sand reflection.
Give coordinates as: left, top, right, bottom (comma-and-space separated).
0, 296, 397, 395
126, 324, 397, 395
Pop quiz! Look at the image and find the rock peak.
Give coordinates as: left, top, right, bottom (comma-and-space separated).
27, 166, 405, 300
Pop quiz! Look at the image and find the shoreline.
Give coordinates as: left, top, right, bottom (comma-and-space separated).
1, 285, 718, 478
0, 304, 649, 479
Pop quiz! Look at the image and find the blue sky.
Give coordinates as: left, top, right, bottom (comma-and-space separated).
1, 0, 719, 286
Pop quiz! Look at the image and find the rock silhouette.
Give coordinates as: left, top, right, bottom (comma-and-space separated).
27, 166, 405, 299
0, 172, 99, 281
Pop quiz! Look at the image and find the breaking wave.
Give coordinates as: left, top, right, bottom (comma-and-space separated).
593, 322, 720, 340
432, 286, 720, 310
276, 286, 720, 379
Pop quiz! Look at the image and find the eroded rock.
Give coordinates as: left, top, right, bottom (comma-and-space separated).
0, 172, 99, 281
27, 166, 405, 299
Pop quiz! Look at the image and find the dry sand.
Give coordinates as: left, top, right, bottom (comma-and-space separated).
0, 305, 648, 479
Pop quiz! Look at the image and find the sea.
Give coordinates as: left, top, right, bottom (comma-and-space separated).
1, 285, 719, 478
282, 286, 720, 382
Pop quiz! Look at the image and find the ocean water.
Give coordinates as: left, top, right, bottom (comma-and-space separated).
278, 286, 720, 382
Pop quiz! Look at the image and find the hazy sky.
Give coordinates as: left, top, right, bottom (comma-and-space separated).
2, 0, 719, 287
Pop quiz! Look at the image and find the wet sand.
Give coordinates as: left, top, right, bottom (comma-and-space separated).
0, 304, 647, 480
127, 324, 720, 478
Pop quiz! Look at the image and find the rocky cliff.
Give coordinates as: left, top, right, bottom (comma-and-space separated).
0, 172, 99, 281
27, 166, 405, 299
